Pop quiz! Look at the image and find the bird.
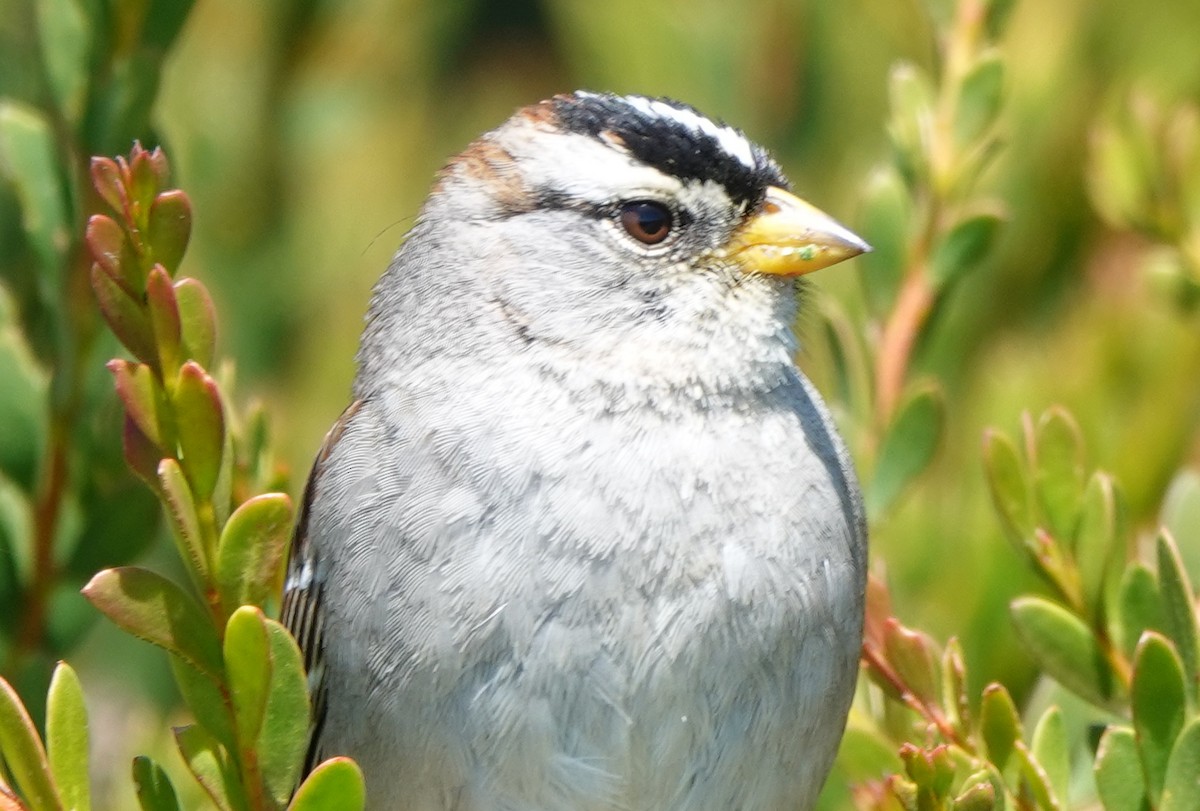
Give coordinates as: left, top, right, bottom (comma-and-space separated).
282, 90, 869, 811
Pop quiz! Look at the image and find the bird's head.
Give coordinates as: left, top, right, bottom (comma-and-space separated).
363, 92, 869, 403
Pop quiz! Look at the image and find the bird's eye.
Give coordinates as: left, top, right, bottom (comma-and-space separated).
619, 201, 673, 245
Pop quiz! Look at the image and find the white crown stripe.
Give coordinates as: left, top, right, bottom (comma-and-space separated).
617, 95, 757, 170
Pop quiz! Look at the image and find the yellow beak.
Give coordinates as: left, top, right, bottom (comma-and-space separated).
726, 186, 870, 276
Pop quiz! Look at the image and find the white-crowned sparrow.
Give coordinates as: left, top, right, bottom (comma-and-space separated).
282, 91, 869, 811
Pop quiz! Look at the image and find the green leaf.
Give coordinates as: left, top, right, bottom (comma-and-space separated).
216, 493, 293, 612
1030, 706, 1069, 808
259, 618, 312, 807
1014, 742, 1059, 811
857, 166, 911, 315
35, 0, 92, 124
1157, 531, 1200, 701
82, 567, 223, 682
174, 361, 224, 503
0, 675, 62, 811
952, 777, 997, 811
173, 725, 234, 811
128, 147, 161, 225
0, 102, 69, 280
131, 756, 181, 811
1011, 595, 1121, 709
158, 459, 209, 584
929, 212, 1002, 289
955, 53, 1004, 147
1033, 407, 1086, 543
982, 0, 1018, 36
1132, 633, 1189, 803
942, 638, 971, 739
169, 657, 236, 755
146, 191, 191, 274
288, 758, 365, 811
832, 726, 905, 782
1095, 725, 1149, 811
1119, 563, 1165, 658
1161, 719, 1200, 811
887, 61, 935, 188
868, 384, 944, 516
46, 662, 89, 811
1074, 472, 1122, 619
980, 683, 1022, 771
0, 286, 48, 491
224, 607, 270, 748
983, 428, 1036, 548
175, 279, 216, 369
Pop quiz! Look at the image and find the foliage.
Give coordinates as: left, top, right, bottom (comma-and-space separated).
1, 139, 365, 809
1, 0, 1200, 808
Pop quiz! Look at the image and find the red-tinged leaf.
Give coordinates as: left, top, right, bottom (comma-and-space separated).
123, 414, 164, 490
82, 567, 223, 682
145, 146, 170, 187
158, 459, 209, 582
172, 726, 234, 811
91, 264, 156, 365
85, 214, 128, 283
883, 619, 940, 706
174, 362, 224, 502
147, 191, 191, 275
864, 572, 893, 651
0, 676, 61, 811
288, 758, 365, 811
109, 359, 169, 448
147, 266, 181, 377
175, 278, 216, 369
216, 493, 293, 610
0, 788, 27, 810
90, 157, 126, 215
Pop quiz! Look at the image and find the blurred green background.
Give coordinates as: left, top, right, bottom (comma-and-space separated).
3, 0, 1200, 806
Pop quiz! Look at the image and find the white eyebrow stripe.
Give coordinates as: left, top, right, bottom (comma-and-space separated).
619, 95, 758, 169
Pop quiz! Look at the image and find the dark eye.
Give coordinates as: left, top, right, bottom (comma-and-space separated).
619, 201, 673, 245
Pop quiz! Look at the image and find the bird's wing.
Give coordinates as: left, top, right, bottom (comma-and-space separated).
280, 398, 364, 780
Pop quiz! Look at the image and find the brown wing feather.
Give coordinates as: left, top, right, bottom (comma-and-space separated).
281, 399, 364, 780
